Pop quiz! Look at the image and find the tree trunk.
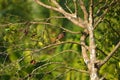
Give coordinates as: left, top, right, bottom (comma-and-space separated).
88, 25, 99, 80
88, 0, 99, 79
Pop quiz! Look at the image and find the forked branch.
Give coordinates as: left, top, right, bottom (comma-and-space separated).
34, 0, 86, 28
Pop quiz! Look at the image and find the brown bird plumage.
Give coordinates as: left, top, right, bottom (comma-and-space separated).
57, 31, 65, 40
54, 31, 66, 43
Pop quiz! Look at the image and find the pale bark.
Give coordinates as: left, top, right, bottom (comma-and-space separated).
34, 0, 119, 80
88, 0, 99, 79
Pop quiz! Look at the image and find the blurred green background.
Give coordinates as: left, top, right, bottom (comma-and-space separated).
0, 0, 120, 80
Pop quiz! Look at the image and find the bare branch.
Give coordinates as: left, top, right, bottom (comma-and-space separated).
100, 74, 107, 80
89, 0, 94, 25
80, 29, 90, 67
94, 0, 117, 28
64, 1, 73, 14
99, 41, 120, 67
95, 1, 108, 17
63, 66, 89, 73
94, 0, 106, 7
45, 50, 81, 62
0, 20, 82, 35
79, 0, 88, 23
31, 62, 65, 74
33, 41, 89, 53
96, 47, 120, 61
34, 0, 86, 28
104, 19, 120, 37
51, 0, 64, 10
30, 61, 88, 77
96, 47, 107, 56
73, 0, 78, 15
94, 8, 109, 28
58, 26, 81, 34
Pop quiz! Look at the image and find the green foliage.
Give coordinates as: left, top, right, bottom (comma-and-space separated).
95, 1, 120, 79
0, 0, 120, 80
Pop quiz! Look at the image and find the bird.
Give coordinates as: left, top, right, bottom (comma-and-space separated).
54, 31, 66, 43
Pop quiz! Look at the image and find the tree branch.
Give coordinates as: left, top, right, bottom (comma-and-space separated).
89, 0, 94, 25
94, 7, 109, 28
104, 19, 120, 37
96, 47, 120, 61
79, 0, 88, 23
73, 0, 78, 15
80, 29, 90, 67
94, 0, 117, 28
63, 66, 89, 73
58, 26, 81, 34
64, 0, 73, 14
99, 41, 120, 67
95, 1, 108, 17
33, 41, 89, 53
96, 47, 107, 56
34, 0, 86, 28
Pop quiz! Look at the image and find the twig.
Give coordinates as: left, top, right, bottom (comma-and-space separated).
89, 0, 94, 25
33, 41, 89, 53
80, 29, 90, 66
63, 66, 89, 73
95, 2, 108, 17
96, 47, 120, 61
94, 0, 117, 28
65, 0, 73, 14
104, 19, 120, 37
34, 0, 86, 28
73, 0, 78, 15
94, 8, 109, 28
31, 62, 65, 74
79, 0, 88, 23
58, 26, 81, 34
99, 41, 120, 67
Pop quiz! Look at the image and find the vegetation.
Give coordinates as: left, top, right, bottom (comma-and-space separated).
0, 0, 120, 80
